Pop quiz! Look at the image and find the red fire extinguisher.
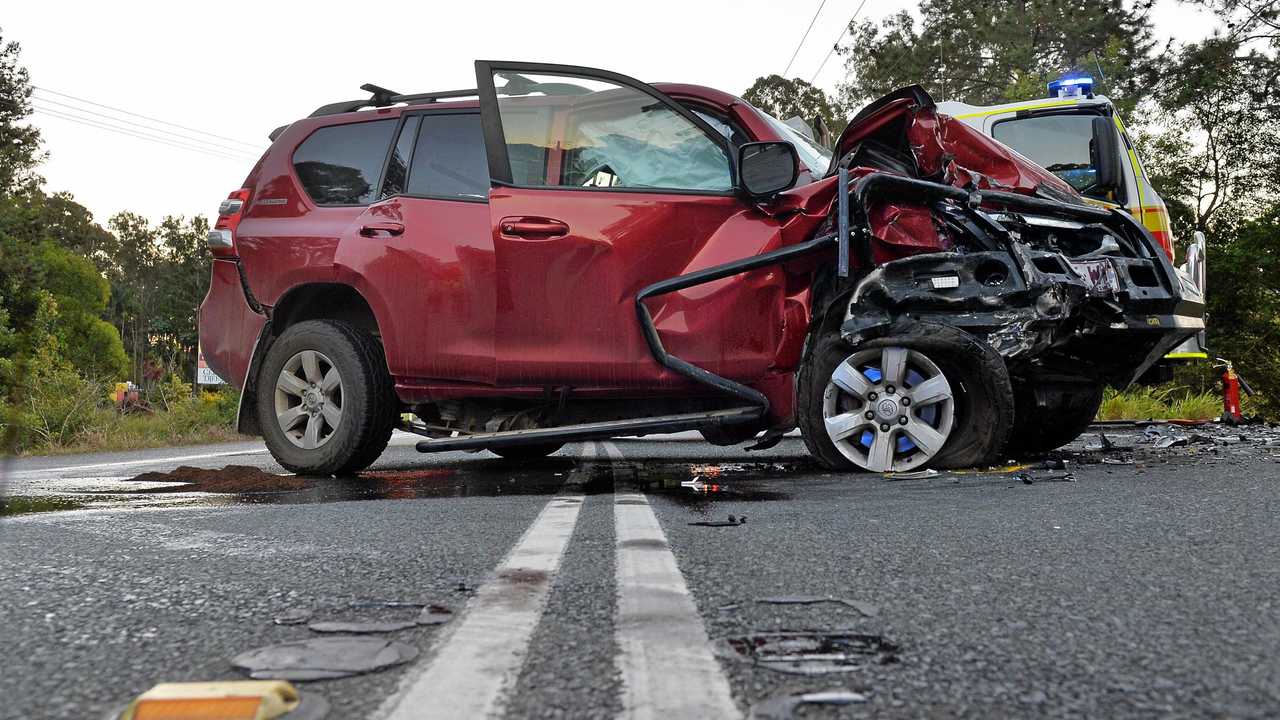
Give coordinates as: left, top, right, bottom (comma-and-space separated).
1216, 359, 1255, 425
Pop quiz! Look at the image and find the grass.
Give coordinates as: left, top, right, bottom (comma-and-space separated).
1097, 385, 1222, 421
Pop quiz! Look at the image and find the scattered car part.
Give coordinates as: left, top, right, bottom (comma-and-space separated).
724, 631, 899, 675
416, 605, 454, 625
232, 637, 418, 681
756, 595, 879, 617
750, 689, 868, 720
307, 620, 418, 634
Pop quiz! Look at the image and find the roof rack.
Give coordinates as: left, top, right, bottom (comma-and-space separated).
307, 83, 479, 118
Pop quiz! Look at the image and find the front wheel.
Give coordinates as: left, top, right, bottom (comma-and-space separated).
257, 320, 397, 476
798, 324, 1014, 472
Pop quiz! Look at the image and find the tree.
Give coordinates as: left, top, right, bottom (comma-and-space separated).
835, 0, 1158, 114
0, 28, 44, 192
742, 75, 844, 137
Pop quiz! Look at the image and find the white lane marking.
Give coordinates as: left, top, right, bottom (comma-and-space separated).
380, 443, 594, 720
9, 448, 268, 478
614, 489, 742, 718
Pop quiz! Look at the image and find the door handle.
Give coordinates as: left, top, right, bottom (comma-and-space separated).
499, 217, 569, 239
359, 222, 405, 237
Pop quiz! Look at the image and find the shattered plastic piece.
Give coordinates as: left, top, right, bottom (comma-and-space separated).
750, 688, 869, 720
273, 608, 314, 626
885, 468, 941, 480
1155, 436, 1188, 449
1037, 458, 1067, 469
348, 599, 428, 609
725, 631, 898, 675
1084, 433, 1115, 452
755, 595, 879, 617
1217, 434, 1244, 445
307, 620, 418, 634
416, 604, 454, 626
689, 515, 747, 527
1018, 473, 1034, 485
231, 637, 418, 681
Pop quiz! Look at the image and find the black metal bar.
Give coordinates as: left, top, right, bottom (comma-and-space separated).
414, 407, 762, 453
635, 233, 837, 415
837, 166, 850, 278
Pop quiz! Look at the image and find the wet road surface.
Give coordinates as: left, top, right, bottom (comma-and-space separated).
3, 428, 1280, 718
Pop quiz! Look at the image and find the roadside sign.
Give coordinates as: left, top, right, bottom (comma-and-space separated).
197, 343, 226, 385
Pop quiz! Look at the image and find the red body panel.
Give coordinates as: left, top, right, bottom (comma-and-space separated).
198, 259, 266, 387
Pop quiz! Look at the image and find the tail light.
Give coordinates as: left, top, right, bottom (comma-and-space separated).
208, 188, 251, 257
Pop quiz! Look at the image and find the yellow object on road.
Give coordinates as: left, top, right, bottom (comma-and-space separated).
119, 681, 300, 720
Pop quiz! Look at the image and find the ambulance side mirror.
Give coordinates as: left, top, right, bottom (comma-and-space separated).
1090, 116, 1124, 197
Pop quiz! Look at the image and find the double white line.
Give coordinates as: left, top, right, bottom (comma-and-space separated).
380, 442, 740, 719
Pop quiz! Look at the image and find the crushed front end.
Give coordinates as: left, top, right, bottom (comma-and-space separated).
826, 87, 1205, 388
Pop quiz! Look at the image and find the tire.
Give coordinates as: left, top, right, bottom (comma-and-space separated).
1005, 381, 1105, 455
798, 322, 1014, 472
257, 320, 397, 476
488, 443, 565, 461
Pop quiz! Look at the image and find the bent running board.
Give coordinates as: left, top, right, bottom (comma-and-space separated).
414, 407, 762, 453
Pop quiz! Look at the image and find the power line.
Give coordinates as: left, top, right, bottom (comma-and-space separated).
32, 106, 254, 163
34, 96, 261, 157
33, 86, 264, 150
783, 0, 829, 77
810, 0, 869, 83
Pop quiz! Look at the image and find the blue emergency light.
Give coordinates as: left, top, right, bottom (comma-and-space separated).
1048, 74, 1094, 98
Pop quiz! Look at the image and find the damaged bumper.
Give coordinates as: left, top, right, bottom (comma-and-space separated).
838, 176, 1205, 386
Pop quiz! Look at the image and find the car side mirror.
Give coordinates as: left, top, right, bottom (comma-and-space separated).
738, 141, 799, 200
1090, 116, 1124, 196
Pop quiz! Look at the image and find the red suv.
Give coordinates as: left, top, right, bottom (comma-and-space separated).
199, 61, 1204, 476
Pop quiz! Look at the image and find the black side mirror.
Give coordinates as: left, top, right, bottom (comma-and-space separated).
1090, 116, 1124, 196
738, 141, 799, 200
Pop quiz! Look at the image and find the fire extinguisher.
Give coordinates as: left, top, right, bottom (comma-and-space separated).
1215, 358, 1255, 425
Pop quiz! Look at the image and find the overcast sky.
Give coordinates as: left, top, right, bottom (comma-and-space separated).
7, 0, 1221, 226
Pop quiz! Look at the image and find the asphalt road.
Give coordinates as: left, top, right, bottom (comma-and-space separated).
2, 426, 1279, 719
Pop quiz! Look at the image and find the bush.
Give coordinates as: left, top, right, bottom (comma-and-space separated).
1098, 385, 1222, 422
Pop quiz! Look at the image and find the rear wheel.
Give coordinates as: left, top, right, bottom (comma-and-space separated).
799, 324, 1014, 471
1005, 382, 1105, 455
257, 320, 396, 476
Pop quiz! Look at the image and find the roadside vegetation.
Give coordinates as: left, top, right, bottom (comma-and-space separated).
3, 2, 1278, 456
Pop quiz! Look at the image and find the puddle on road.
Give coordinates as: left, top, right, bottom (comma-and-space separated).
1, 495, 85, 517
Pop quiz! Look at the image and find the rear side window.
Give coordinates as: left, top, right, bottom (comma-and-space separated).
293, 119, 396, 205
406, 114, 489, 200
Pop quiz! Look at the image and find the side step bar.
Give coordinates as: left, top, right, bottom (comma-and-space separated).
414, 407, 763, 453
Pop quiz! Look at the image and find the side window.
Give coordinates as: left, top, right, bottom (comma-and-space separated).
381, 116, 420, 198
688, 108, 751, 149
491, 72, 732, 192
405, 114, 490, 200
293, 119, 396, 205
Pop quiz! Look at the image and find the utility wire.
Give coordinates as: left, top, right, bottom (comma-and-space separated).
34, 96, 261, 157
783, 0, 829, 77
32, 106, 253, 163
810, 0, 869, 83
33, 86, 264, 149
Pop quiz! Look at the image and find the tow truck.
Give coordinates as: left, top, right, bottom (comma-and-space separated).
938, 74, 1208, 374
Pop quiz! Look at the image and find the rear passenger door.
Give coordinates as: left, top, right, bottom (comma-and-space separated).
473, 61, 790, 388
334, 109, 497, 385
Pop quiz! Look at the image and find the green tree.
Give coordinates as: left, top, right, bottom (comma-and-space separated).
0, 28, 43, 192
836, 0, 1157, 114
742, 75, 844, 138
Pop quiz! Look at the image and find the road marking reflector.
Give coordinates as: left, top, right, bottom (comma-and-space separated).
120, 681, 299, 720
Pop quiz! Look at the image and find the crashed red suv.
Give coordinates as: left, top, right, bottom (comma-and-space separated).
198, 61, 1204, 475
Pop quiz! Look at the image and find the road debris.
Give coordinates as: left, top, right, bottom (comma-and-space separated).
750, 689, 869, 720
273, 608, 314, 626
1084, 433, 1115, 452
128, 465, 308, 493
689, 515, 748, 527
231, 637, 418, 680
307, 620, 418, 634
756, 595, 880, 618
884, 468, 941, 480
723, 631, 899, 675
416, 604, 454, 625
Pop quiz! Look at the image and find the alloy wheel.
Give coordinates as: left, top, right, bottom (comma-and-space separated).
274, 350, 344, 450
821, 346, 955, 472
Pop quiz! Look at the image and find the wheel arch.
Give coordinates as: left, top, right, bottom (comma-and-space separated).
236, 283, 388, 435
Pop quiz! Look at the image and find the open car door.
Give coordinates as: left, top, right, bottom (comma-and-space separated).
473, 60, 793, 390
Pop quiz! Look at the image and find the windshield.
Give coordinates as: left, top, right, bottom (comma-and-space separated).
992, 114, 1103, 197
757, 110, 833, 176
